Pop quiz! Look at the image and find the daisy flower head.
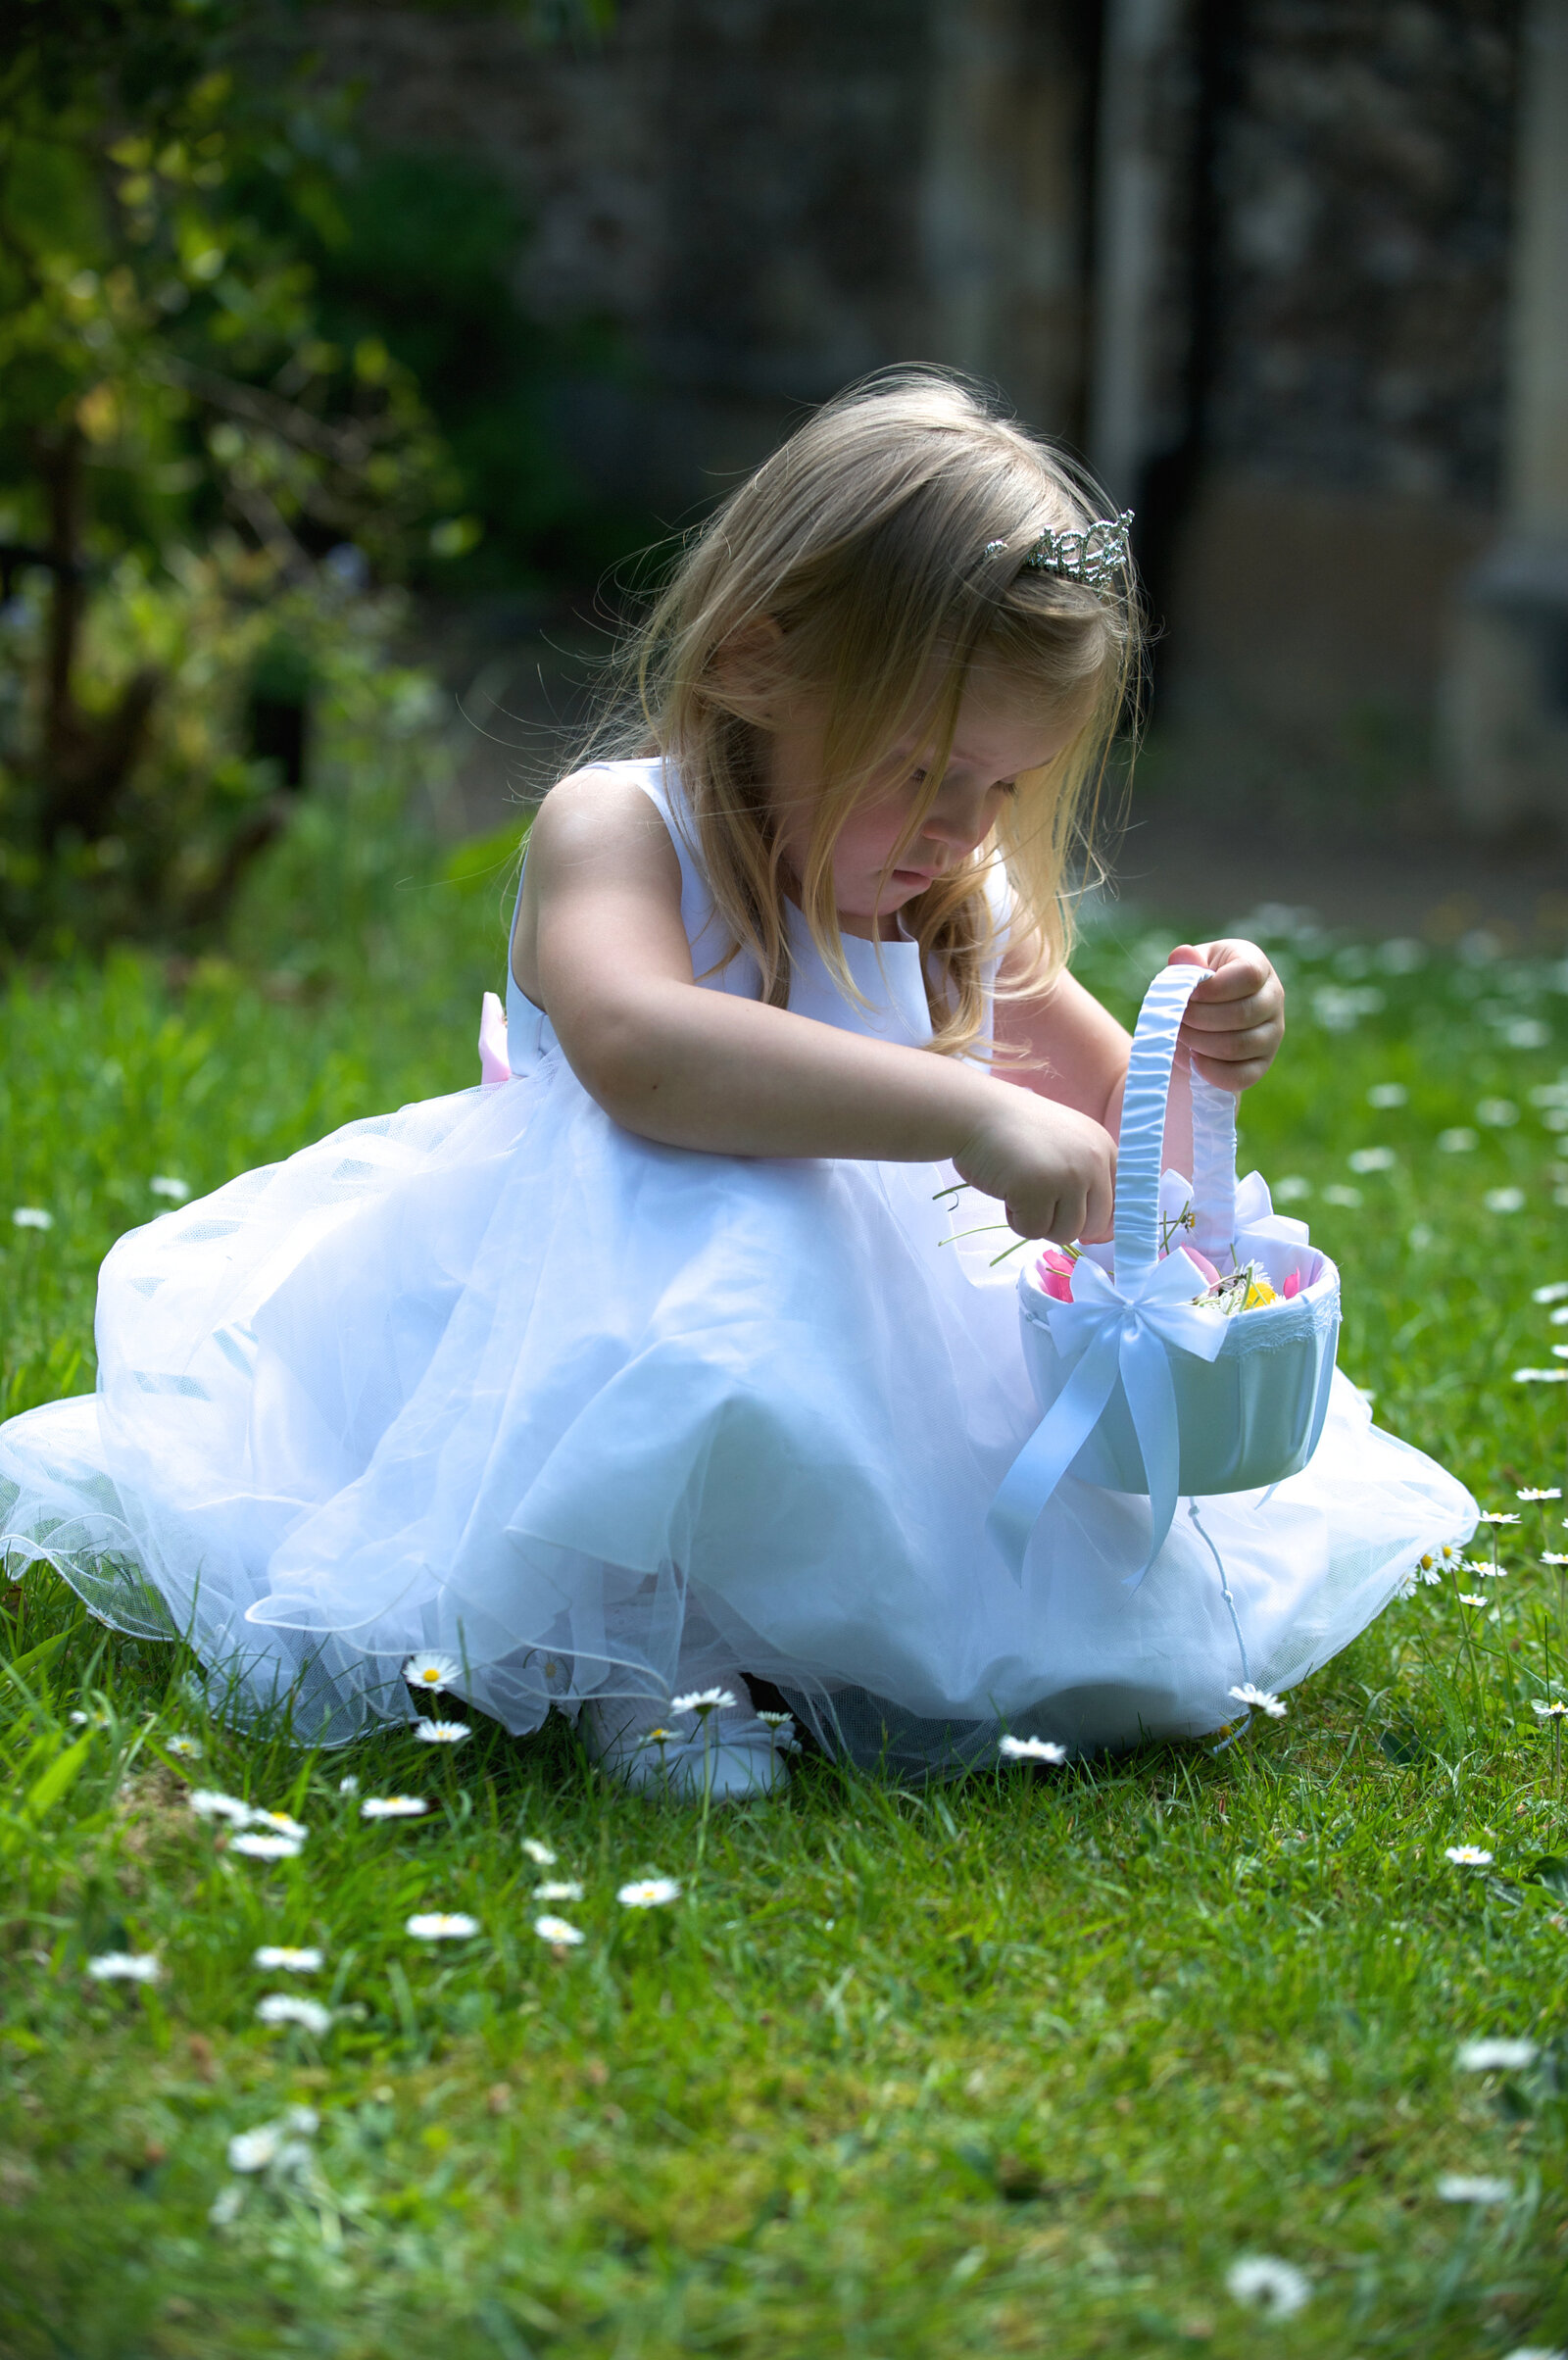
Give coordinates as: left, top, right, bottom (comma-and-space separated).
189, 1789, 253, 1823
228, 1832, 303, 1861
337, 1774, 361, 1795
360, 1794, 428, 1820
1446, 1844, 1494, 1866
1456, 2037, 1539, 2072
669, 1687, 737, 1717
165, 1734, 204, 1759
403, 1651, 461, 1692
534, 1914, 585, 1946
617, 1877, 681, 1909
1478, 1510, 1522, 1526
520, 1837, 557, 1866
1225, 2256, 1310, 2319
534, 1880, 584, 1903
12, 1206, 53, 1230
1533, 1280, 1568, 1304
1457, 1594, 1489, 1608
1466, 1556, 1508, 1577
1228, 1682, 1287, 1719
1514, 1368, 1568, 1383
252, 1945, 322, 1972
256, 1993, 333, 2035
226, 2107, 318, 2176
1532, 1699, 1568, 1721
1437, 2172, 1511, 2205
406, 1912, 479, 1942
756, 1709, 794, 1729
1415, 1551, 1443, 1585
412, 1718, 472, 1745
246, 1809, 308, 1842
999, 1734, 1069, 1763
149, 1174, 190, 1202
1518, 1487, 1562, 1501
1544, 1552, 1568, 1567
86, 1951, 161, 1984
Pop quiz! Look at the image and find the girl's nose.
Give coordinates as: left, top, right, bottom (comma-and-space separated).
921, 778, 992, 855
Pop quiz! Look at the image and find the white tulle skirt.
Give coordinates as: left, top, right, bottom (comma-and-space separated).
0, 1048, 1475, 1765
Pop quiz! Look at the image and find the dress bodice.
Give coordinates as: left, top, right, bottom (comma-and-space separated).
505, 757, 1006, 1072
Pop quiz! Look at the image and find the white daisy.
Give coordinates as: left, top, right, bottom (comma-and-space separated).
402, 1652, 462, 1692
1533, 1281, 1568, 1304
1531, 1699, 1568, 1721
256, 1993, 333, 2034
1438, 1128, 1478, 1154
337, 1774, 361, 1795
1514, 1368, 1568, 1384
1225, 2256, 1310, 2318
1477, 1510, 1522, 1525
359, 1794, 428, 1820
188, 1789, 253, 1823
1445, 1844, 1494, 1866
165, 1734, 204, 1759
1467, 1556, 1509, 1577
406, 1911, 479, 1941
534, 1880, 584, 1902
1348, 1146, 1396, 1173
756, 1709, 794, 1729
1544, 1552, 1568, 1568
1457, 1593, 1488, 1607
616, 1878, 681, 1908
11, 1207, 53, 1230
534, 1913, 585, 1945
669, 1687, 737, 1717
68, 1707, 109, 1729
252, 1945, 322, 1972
228, 1832, 303, 1861
226, 2107, 318, 2175
246, 1810, 308, 1842
412, 1718, 472, 1745
1228, 1682, 1287, 1719
520, 1837, 557, 1866
1518, 1488, 1563, 1500
1437, 2172, 1511, 2204
86, 1951, 161, 1984
1366, 1082, 1407, 1108
1456, 2038, 1539, 2072
999, 1734, 1069, 1763
149, 1175, 190, 1202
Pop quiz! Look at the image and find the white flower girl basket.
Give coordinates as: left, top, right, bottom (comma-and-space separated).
987, 961, 1341, 1586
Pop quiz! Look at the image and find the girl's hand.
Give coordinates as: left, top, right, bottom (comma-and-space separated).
953, 1087, 1117, 1246
1167, 941, 1284, 1092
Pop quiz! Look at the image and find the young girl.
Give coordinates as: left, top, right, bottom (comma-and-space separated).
0, 372, 1471, 1794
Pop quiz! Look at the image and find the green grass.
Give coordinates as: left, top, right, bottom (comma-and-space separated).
3, 830, 1568, 2358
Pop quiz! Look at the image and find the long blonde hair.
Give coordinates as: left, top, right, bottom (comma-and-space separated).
588, 368, 1141, 1057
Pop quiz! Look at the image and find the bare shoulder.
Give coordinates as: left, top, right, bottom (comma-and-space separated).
513, 762, 683, 1002
526, 764, 678, 877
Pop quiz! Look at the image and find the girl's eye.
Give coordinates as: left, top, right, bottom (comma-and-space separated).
907, 767, 928, 788
996, 780, 1019, 799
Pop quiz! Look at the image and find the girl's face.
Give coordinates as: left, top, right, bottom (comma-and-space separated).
766, 670, 1076, 939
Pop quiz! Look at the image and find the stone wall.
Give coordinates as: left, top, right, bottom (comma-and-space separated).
309, 1, 1526, 794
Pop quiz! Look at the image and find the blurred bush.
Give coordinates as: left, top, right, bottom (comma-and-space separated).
0, 0, 612, 959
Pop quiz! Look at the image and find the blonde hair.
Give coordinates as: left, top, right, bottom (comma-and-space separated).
588, 368, 1141, 1057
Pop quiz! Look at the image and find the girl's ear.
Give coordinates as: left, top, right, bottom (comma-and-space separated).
707, 615, 786, 712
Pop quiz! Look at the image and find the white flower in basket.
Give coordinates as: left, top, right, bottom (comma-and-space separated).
988, 963, 1342, 1586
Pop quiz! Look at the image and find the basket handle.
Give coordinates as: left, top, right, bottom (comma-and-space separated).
1113, 963, 1241, 1279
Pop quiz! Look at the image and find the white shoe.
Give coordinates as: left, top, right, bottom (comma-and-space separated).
583, 1685, 793, 1801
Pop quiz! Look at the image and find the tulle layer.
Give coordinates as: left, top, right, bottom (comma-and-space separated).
0, 1051, 1476, 1763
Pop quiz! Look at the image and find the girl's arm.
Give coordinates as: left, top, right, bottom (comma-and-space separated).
992, 934, 1287, 1174
514, 771, 1118, 1246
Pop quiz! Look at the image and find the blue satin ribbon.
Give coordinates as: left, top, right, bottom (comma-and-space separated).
987, 960, 1228, 1591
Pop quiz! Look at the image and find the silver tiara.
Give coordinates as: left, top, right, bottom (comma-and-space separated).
984, 510, 1133, 588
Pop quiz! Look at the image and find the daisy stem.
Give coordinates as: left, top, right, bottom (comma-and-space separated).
1454, 1575, 1483, 1711
696, 1713, 714, 1867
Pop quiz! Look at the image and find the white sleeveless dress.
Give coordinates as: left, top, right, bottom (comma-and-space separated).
0, 761, 1473, 1767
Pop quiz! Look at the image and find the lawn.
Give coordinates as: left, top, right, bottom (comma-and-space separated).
3, 809, 1567, 2359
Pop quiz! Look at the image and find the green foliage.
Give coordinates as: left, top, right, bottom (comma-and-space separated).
2, 872, 1568, 2351
0, 0, 618, 956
